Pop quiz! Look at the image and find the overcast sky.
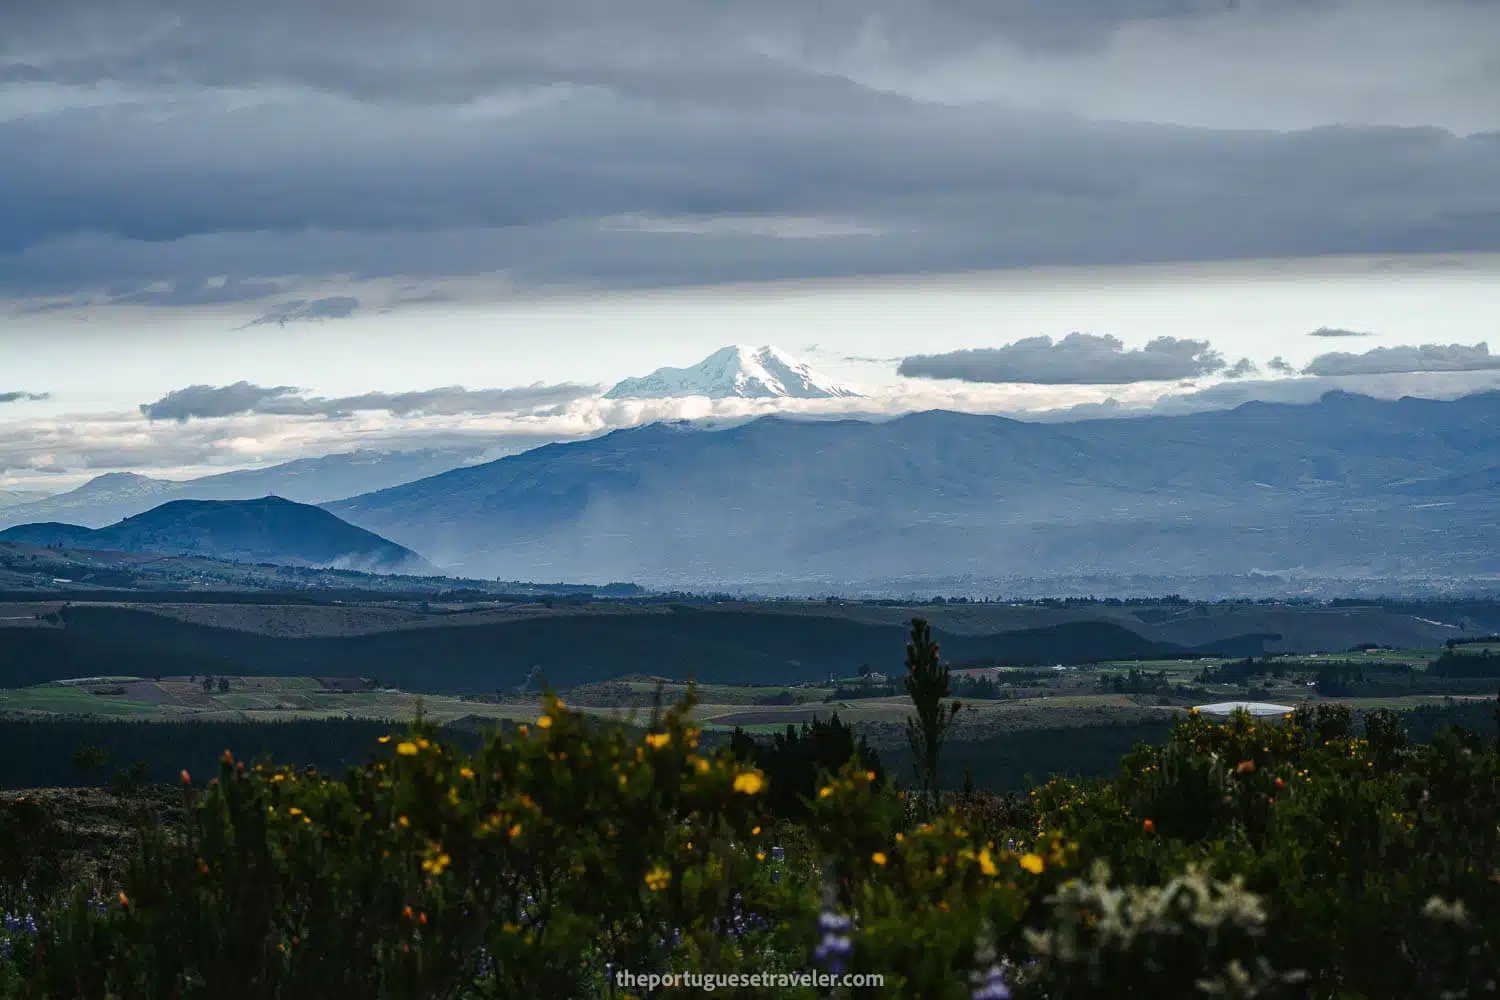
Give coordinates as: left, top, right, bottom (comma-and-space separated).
2, 0, 1499, 489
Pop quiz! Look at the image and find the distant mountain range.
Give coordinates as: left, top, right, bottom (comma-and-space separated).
325, 391, 1500, 586
0, 497, 432, 574
604, 344, 860, 399
0, 448, 483, 531
0, 490, 52, 508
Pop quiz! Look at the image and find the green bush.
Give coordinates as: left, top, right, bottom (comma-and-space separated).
0, 694, 1496, 998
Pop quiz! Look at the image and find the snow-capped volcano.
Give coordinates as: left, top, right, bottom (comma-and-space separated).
604, 345, 861, 400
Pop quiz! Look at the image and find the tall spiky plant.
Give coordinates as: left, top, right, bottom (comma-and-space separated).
903, 617, 962, 815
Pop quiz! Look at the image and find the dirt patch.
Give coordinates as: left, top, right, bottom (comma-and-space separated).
5, 786, 186, 898
117, 681, 180, 706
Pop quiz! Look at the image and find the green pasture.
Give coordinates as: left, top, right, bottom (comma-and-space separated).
0, 686, 166, 718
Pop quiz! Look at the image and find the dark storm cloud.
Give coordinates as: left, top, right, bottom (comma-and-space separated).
2, 98, 1496, 299
0, 1, 1497, 298
1302, 342, 1500, 376
4, 0, 1495, 131
0, 0, 1349, 107
245, 296, 360, 326
1308, 327, 1374, 338
1267, 357, 1297, 375
139, 381, 600, 421
1222, 358, 1259, 379
0, 391, 49, 403
898, 334, 1226, 385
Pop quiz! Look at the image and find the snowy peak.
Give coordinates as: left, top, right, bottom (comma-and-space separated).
604, 345, 861, 400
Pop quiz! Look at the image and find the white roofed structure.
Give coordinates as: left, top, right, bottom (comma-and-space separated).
1194, 701, 1295, 717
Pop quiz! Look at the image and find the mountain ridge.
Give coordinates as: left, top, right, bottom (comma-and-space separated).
0, 496, 432, 575
0, 448, 484, 531
325, 390, 1500, 584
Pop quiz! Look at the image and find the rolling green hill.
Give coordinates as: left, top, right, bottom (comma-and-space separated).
0, 605, 1253, 693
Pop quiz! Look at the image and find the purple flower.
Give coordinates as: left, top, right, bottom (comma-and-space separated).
970, 920, 1012, 1000
971, 966, 1011, 1000
814, 873, 853, 975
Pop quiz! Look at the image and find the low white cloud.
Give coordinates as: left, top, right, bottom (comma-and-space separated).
7, 369, 1500, 490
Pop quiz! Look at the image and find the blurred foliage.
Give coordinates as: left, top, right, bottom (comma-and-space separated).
0, 687, 1496, 998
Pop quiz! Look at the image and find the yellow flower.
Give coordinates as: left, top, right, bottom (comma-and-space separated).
459, 767, 475, 779
646, 732, 671, 749
977, 848, 998, 876
694, 758, 711, 774
871, 851, 887, 866
733, 771, 765, 795
397, 815, 410, 828
508, 823, 522, 838
865, 770, 876, 781
751, 825, 761, 836
817, 786, 833, 799
1020, 853, 1045, 874
756, 851, 766, 861
537, 715, 554, 729
644, 866, 671, 891
396, 741, 419, 756
377, 735, 392, 743
287, 807, 302, 816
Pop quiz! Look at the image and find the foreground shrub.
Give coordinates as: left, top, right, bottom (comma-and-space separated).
0, 694, 1496, 998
